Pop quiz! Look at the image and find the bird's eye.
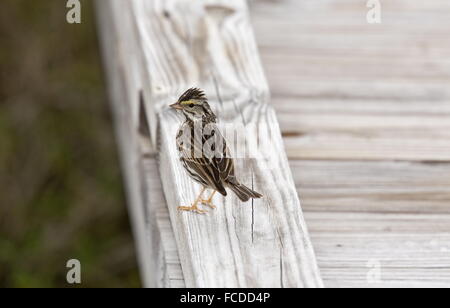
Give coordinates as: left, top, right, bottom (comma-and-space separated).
189, 104, 194, 108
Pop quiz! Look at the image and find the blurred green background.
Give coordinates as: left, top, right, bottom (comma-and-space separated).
0, 0, 140, 287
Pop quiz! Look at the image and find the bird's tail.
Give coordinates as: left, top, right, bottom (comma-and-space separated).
228, 183, 263, 202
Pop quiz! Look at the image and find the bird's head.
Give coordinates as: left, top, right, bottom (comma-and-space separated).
170, 88, 216, 122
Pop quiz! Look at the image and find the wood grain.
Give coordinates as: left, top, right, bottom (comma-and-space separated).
158, 160, 450, 287
96, 0, 323, 288
96, 0, 450, 288
251, 0, 450, 161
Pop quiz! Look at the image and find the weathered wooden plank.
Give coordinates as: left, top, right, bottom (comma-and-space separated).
262, 54, 450, 81
158, 212, 450, 288
97, 0, 322, 288
143, 156, 184, 288
283, 133, 450, 161
273, 94, 450, 162
276, 98, 450, 161
250, 0, 450, 12
276, 99, 450, 119
300, 159, 450, 287
251, 0, 450, 67
149, 0, 322, 287
97, 0, 450, 288
157, 160, 450, 287
237, 0, 450, 287
95, 2, 165, 287
250, 0, 450, 161
293, 160, 450, 214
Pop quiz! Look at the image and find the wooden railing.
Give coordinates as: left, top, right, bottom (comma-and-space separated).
96, 0, 323, 287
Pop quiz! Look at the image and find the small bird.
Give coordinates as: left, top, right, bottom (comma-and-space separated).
170, 88, 262, 213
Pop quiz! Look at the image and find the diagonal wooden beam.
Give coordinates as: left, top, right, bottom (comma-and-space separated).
96, 0, 323, 287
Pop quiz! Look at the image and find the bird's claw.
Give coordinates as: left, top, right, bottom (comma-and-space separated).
177, 205, 207, 214
201, 200, 216, 209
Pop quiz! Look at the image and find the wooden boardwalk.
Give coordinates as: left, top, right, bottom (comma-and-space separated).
249, 0, 450, 287
154, 0, 450, 287
98, 0, 450, 287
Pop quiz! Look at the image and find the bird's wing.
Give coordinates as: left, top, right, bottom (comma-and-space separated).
178, 124, 228, 195
212, 130, 235, 183
198, 123, 235, 182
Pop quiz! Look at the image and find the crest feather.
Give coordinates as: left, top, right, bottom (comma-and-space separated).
178, 88, 206, 102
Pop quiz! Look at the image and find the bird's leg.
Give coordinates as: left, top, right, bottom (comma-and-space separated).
178, 187, 207, 214
201, 190, 217, 209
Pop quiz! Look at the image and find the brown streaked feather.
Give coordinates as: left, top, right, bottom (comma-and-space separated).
177, 122, 231, 196
181, 157, 227, 196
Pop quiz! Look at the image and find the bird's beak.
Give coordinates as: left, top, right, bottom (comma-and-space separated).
170, 102, 183, 110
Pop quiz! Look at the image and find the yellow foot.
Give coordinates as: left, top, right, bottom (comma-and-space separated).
201, 200, 216, 209
201, 191, 217, 209
177, 205, 207, 214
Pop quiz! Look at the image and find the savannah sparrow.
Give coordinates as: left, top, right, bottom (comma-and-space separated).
170, 88, 262, 213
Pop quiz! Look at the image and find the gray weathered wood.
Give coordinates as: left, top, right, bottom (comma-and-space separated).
96, 0, 322, 287
251, 0, 450, 161
97, 0, 450, 288
248, 0, 450, 287
158, 160, 450, 288
95, 1, 168, 287
155, 0, 450, 288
